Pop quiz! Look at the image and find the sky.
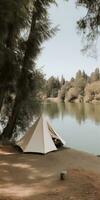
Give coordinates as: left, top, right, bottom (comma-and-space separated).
37, 0, 100, 80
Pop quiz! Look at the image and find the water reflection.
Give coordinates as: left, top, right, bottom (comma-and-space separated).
43, 101, 100, 125
43, 101, 60, 119
42, 101, 100, 155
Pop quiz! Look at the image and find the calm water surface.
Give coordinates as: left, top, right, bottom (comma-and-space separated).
42, 101, 100, 155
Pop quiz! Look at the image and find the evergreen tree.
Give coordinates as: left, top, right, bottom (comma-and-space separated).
76, 0, 100, 52
61, 75, 65, 86
76, 70, 82, 80
46, 76, 60, 97
0, 0, 32, 110
90, 68, 100, 82
1, 0, 57, 140
58, 84, 66, 100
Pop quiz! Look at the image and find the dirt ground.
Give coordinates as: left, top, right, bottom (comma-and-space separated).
0, 146, 100, 200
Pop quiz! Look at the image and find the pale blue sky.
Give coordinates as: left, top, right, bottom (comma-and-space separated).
37, 0, 100, 80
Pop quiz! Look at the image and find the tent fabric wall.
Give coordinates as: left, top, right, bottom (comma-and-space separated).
16, 115, 65, 154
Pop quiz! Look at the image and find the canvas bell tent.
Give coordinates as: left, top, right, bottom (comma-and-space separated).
16, 115, 65, 154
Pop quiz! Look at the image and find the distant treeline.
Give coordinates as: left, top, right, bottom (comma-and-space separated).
45, 68, 100, 103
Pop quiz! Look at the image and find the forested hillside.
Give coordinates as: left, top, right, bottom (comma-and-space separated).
45, 68, 100, 103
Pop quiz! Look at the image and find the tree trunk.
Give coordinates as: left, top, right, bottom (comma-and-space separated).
0, 89, 5, 111
2, 96, 21, 140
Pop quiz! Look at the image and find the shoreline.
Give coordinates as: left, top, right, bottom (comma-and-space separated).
46, 97, 100, 104
0, 143, 99, 157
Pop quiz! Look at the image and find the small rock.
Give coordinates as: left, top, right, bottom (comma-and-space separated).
60, 170, 67, 180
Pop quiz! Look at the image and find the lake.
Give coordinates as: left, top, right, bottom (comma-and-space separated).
42, 101, 100, 155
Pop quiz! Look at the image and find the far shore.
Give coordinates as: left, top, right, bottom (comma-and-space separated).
46, 97, 100, 104
46, 97, 59, 102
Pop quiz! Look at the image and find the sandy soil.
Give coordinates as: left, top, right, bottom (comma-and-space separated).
0, 146, 100, 200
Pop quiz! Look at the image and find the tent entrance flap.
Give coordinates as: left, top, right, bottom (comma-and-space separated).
47, 122, 63, 148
